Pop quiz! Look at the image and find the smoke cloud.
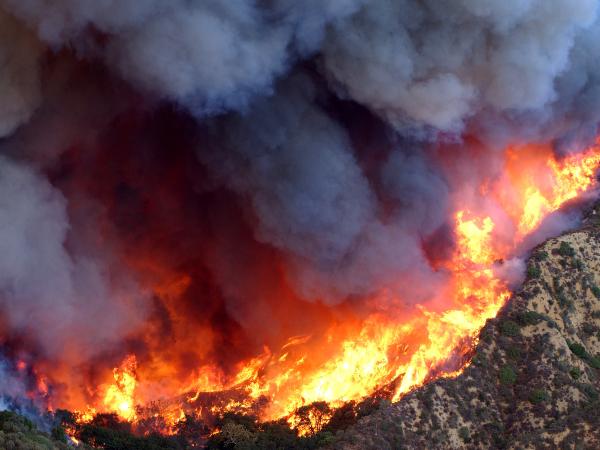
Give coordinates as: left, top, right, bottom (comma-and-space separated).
0, 9, 42, 137
0, 156, 147, 359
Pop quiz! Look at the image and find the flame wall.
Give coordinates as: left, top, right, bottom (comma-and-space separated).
0, 0, 599, 432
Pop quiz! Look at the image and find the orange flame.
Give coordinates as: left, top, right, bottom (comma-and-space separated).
102, 354, 138, 421
503, 146, 600, 235
67, 143, 599, 435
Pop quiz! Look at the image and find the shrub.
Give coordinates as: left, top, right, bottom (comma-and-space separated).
582, 384, 599, 401
323, 402, 357, 433
516, 311, 544, 326
471, 354, 486, 367
0, 411, 63, 450
500, 320, 520, 337
566, 342, 600, 369
458, 426, 470, 442
568, 341, 588, 359
529, 389, 548, 404
535, 250, 549, 261
591, 285, 600, 300
293, 402, 332, 435
558, 241, 575, 257
51, 425, 67, 443
570, 367, 582, 380
557, 292, 572, 309
506, 346, 521, 360
589, 356, 600, 369
253, 420, 303, 449
527, 265, 541, 278
220, 422, 256, 448
499, 366, 517, 385
315, 431, 337, 447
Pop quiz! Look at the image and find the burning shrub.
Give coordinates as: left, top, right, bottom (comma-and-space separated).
321, 402, 357, 433
205, 398, 390, 449
206, 411, 337, 450
293, 402, 333, 436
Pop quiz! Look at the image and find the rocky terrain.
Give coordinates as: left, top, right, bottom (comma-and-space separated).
331, 208, 600, 450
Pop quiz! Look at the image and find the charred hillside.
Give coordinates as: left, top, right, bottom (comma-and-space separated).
329, 206, 600, 449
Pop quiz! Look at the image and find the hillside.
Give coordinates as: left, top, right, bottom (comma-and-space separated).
330, 209, 600, 449
0, 411, 72, 450
4, 209, 600, 450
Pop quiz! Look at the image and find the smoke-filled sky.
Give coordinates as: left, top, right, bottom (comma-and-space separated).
0, 0, 600, 410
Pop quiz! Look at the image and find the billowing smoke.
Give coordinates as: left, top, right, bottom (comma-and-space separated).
0, 156, 147, 358
0, 0, 598, 415
322, 0, 598, 132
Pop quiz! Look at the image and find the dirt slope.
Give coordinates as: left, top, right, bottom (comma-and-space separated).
331, 212, 600, 450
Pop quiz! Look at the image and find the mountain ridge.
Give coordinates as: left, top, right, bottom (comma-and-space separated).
329, 204, 600, 450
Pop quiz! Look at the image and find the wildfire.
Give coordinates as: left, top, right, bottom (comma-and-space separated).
66, 143, 599, 436
102, 355, 138, 421
503, 146, 600, 235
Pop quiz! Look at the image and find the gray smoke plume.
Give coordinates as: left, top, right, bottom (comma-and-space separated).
198, 74, 449, 303
0, 155, 148, 359
322, 0, 598, 132
0, 0, 363, 115
2, 0, 599, 134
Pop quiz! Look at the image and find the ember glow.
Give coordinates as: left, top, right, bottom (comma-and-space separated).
102, 355, 137, 422
65, 143, 600, 433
